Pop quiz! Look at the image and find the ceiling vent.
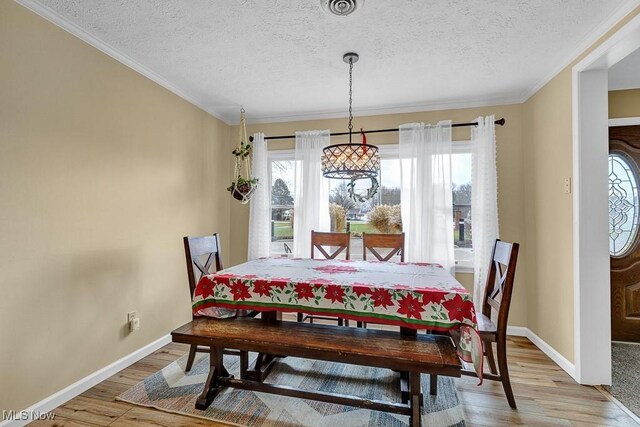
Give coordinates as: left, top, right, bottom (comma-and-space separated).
320, 0, 363, 17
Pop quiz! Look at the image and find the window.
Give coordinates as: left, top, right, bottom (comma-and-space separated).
268, 150, 295, 257
266, 143, 473, 270
452, 141, 473, 270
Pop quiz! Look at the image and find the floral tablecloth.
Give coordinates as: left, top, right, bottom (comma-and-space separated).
192, 257, 483, 382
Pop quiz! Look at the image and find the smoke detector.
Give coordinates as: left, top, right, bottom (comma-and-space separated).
320, 0, 364, 17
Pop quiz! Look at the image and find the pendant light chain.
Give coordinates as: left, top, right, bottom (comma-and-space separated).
348, 57, 353, 143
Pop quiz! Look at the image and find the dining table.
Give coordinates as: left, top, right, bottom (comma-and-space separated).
191, 257, 484, 382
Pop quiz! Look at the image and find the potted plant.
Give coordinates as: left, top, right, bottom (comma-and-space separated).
227, 175, 259, 201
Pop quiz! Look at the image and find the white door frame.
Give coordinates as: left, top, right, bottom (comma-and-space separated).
572, 13, 640, 385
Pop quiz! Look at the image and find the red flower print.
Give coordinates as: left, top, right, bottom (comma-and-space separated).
397, 294, 425, 320
313, 265, 358, 274
324, 285, 345, 304
230, 280, 251, 301
269, 277, 290, 290
370, 288, 393, 308
442, 294, 475, 322
352, 283, 372, 297
194, 279, 215, 298
416, 289, 448, 306
252, 280, 273, 297
295, 283, 315, 301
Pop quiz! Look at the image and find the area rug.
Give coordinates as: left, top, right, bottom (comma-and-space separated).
604, 342, 640, 417
117, 353, 465, 426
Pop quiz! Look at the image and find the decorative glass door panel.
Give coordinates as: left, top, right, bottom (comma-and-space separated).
609, 153, 640, 257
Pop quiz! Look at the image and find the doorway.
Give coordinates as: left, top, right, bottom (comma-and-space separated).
573, 13, 640, 385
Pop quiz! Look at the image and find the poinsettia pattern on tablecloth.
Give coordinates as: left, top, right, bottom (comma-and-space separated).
191, 257, 484, 383
193, 258, 475, 328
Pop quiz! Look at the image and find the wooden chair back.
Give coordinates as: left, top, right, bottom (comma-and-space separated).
311, 231, 350, 260
183, 234, 224, 300
482, 239, 520, 340
362, 232, 405, 262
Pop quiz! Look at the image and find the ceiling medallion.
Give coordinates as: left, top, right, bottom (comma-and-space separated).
320, 0, 364, 17
321, 53, 380, 202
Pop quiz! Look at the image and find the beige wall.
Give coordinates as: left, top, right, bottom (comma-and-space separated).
228, 104, 528, 327
0, 2, 231, 411
609, 89, 640, 118
522, 7, 640, 363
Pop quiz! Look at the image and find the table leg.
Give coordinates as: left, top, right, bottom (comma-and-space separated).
400, 327, 417, 403
245, 310, 283, 382
261, 311, 281, 321
430, 374, 438, 395
195, 346, 225, 410
245, 352, 279, 382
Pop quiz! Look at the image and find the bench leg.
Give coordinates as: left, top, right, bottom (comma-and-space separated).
430, 374, 438, 395
409, 371, 421, 427
195, 346, 224, 410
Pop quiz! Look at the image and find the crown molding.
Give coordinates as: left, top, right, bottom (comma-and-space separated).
14, 0, 231, 125
243, 96, 522, 125
520, 0, 640, 103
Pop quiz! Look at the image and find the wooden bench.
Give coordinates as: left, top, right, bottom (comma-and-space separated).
171, 316, 461, 427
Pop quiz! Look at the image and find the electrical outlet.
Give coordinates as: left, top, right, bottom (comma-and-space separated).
127, 311, 139, 332
564, 177, 572, 194
130, 316, 140, 332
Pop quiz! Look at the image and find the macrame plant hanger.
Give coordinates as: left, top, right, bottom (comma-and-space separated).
227, 108, 257, 204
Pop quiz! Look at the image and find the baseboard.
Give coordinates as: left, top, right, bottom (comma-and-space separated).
0, 334, 171, 427
524, 328, 576, 379
506, 325, 576, 379
506, 326, 528, 337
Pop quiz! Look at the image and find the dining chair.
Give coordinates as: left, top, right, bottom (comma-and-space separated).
310, 230, 351, 260
362, 232, 405, 262
298, 231, 351, 326
461, 239, 520, 409
358, 232, 405, 328
183, 233, 252, 372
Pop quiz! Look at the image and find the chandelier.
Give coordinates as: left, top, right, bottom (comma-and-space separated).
321, 53, 380, 200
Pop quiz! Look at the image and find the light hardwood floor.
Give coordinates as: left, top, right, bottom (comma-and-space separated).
30, 332, 638, 427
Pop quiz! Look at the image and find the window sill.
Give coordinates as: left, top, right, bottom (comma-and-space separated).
454, 264, 474, 274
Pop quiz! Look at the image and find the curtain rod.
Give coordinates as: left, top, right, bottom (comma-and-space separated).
248, 118, 505, 142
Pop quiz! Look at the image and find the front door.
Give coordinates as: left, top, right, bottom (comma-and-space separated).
610, 125, 640, 342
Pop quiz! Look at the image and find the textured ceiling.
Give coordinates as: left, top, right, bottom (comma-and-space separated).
609, 47, 640, 90
28, 0, 636, 123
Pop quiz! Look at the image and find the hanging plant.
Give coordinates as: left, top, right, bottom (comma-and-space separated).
227, 108, 258, 204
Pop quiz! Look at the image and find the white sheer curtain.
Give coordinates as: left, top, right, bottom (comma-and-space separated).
293, 130, 330, 258
247, 133, 270, 260
399, 121, 455, 272
471, 115, 500, 309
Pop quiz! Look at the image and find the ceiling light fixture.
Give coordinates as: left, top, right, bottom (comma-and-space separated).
320, 0, 364, 17
321, 53, 380, 201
